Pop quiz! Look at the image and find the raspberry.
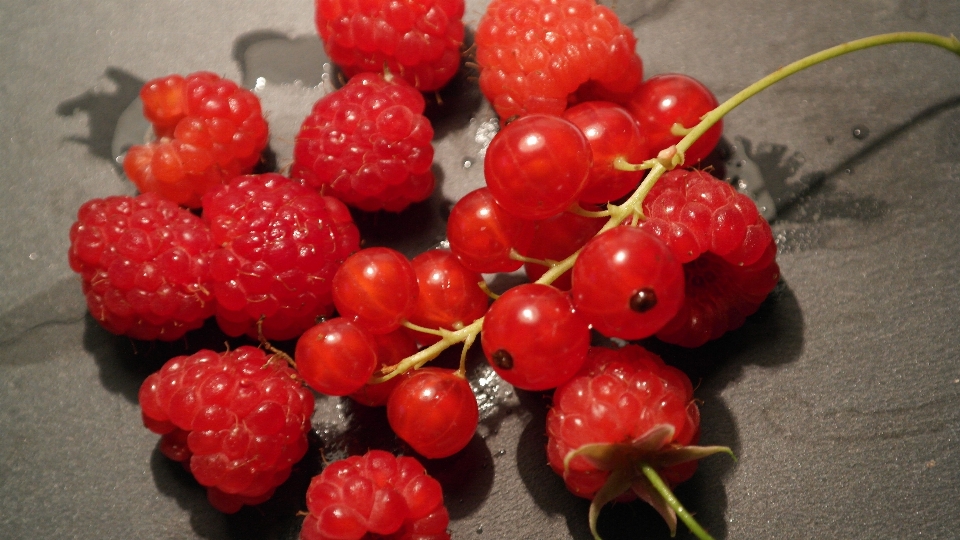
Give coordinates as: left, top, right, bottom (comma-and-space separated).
300, 450, 450, 540
123, 72, 269, 208
68, 192, 216, 341
546, 344, 728, 536
314, 0, 466, 92
638, 169, 780, 347
138, 346, 315, 513
291, 73, 436, 213
474, 0, 644, 119
202, 173, 361, 340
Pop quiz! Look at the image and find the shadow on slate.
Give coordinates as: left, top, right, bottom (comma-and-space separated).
55, 67, 145, 171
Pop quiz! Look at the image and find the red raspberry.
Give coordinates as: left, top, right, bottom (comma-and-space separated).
123, 72, 269, 208
291, 73, 436, 213
546, 345, 728, 536
202, 174, 361, 340
314, 0, 466, 92
638, 169, 780, 347
68, 192, 216, 341
474, 0, 644, 119
138, 346, 315, 513
300, 450, 450, 540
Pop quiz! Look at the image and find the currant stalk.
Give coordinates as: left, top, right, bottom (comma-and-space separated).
373, 31, 960, 381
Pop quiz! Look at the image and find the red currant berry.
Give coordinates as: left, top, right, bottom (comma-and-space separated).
571, 226, 684, 340
332, 247, 419, 335
387, 368, 478, 459
626, 74, 722, 165
296, 318, 379, 396
562, 101, 651, 204
481, 283, 590, 391
446, 187, 536, 273
523, 209, 607, 290
348, 329, 420, 407
406, 249, 489, 346
484, 115, 592, 220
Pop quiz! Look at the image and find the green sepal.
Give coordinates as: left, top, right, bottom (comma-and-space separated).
562, 424, 734, 540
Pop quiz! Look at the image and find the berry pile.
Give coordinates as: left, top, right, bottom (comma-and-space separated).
65, 0, 917, 537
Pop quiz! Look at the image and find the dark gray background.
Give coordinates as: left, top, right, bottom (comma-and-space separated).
2, 0, 959, 538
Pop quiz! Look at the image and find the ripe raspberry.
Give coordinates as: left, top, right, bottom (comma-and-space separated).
474, 0, 644, 119
291, 73, 436, 213
202, 174, 361, 340
68, 192, 216, 341
638, 169, 780, 347
300, 450, 450, 540
123, 72, 269, 208
546, 345, 728, 536
314, 0, 466, 92
138, 346, 315, 513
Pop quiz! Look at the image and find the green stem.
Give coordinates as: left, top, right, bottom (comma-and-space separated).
387, 32, 960, 378
673, 32, 960, 161
640, 463, 714, 540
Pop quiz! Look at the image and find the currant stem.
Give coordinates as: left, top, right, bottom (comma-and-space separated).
370, 318, 484, 383
640, 463, 715, 540
383, 32, 960, 380
673, 32, 960, 161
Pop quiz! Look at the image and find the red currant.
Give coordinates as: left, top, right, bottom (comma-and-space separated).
481, 283, 590, 391
571, 226, 684, 340
484, 114, 592, 220
626, 73, 722, 165
406, 249, 490, 346
296, 318, 378, 396
332, 247, 419, 335
562, 101, 650, 204
387, 368, 478, 459
446, 187, 536, 273
523, 209, 607, 290
348, 329, 420, 407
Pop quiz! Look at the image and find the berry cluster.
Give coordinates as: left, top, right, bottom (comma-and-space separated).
65, 0, 864, 536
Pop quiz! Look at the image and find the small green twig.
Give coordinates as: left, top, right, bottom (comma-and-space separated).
640, 464, 714, 540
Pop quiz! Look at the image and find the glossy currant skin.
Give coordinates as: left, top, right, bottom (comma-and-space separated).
626, 73, 722, 165
571, 226, 685, 340
348, 329, 420, 407
332, 247, 419, 335
296, 318, 379, 396
524, 209, 607, 290
446, 187, 536, 273
387, 368, 479, 459
484, 114, 593, 220
481, 283, 590, 391
562, 101, 651, 204
406, 249, 490, 346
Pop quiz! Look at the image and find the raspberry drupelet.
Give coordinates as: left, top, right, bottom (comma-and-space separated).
291, 72, 436, 212
474, 0, 644, 119
139, 346, 315, 513
68, 192, 216, 341
314, 0, 466, 92
202, 173, 361, 341
300, 450, 451, 540
637, 169, 780, 347
123, 71, 269, 208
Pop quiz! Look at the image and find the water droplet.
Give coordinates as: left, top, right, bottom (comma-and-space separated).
28, 252, 38, 261
476, 524, 484, 534
844, 168, 854, 175
852, 125, 869, 140
463, 159, 473, 169
497, 449, 506, 456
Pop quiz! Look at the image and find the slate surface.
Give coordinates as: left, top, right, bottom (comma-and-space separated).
1, 0, 959, 538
